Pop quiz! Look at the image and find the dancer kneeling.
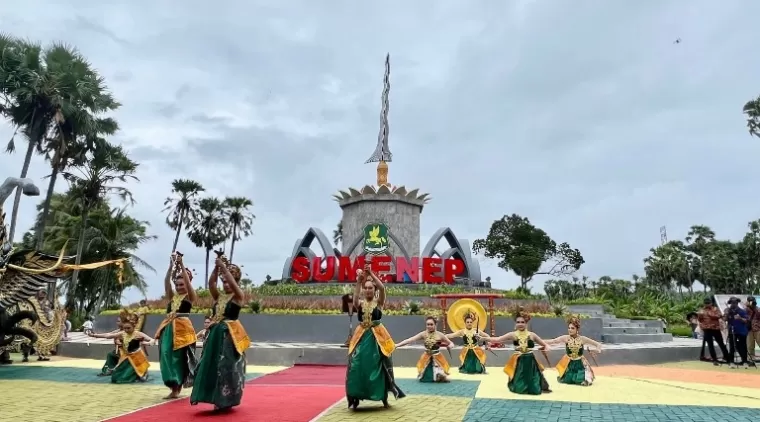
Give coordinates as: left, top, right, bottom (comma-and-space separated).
98, 316, 122, 376
546, 315, 601, 386
87, 309, 153, 383
191, 254, 250, 411
155, 252, 198, 399
396, 316, 454, 382
480, 311, 552, 395
446, 311, 487, 374
345, 266, 405, 410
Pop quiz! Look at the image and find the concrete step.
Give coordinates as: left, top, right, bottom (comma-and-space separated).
602, 327, 663, 335
602, 322, 646, 328
603, 318, 630, 324
602, 333, 673, 343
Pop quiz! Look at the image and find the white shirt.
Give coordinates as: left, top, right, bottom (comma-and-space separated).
83, 321, 93, 330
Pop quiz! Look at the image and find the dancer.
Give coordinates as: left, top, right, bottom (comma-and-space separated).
88, 309, 153, 383
446, 310, 487, 374
155, 252, 198, 399
98, 315, 123, 376
190, 254, 250, 411
546, 316, 601, 386
196, 316, 212, 343
480, 311, 552, 395
345, 265, 405, 410
397, 315, 454, 382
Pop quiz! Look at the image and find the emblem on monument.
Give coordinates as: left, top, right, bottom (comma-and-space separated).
363, 223, 389, 254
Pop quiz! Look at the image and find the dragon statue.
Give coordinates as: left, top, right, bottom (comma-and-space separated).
0, 177, 71, 362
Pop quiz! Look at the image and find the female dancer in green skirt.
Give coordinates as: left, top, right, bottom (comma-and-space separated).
345, 265, 405, 410
546, 316, 601, 386
446, 311, 487, 374
154, 252, 198, 399
480, 311, 552, 395
87, 309, 154, 383
98, 315, 122, 376
396, 316, 454, 382
190, 254, 250, 411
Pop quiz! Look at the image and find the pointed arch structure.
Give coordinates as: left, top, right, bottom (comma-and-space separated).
421, 227, 482, 282
281, 227, 338, 280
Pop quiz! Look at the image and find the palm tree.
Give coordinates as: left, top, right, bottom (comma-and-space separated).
60, 140, 138, 307
163, 179, 205, 252
187, 197, 226, 288
222, 196, 255, 262
0, 35, 119, 243
333, 220, 343, 247
36, 116, 119, 250
34, 191, 153, 314
743, 95, 760, 138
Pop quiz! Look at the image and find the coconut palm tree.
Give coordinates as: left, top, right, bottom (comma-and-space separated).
333, 221, 343, 247
31, 191, 153, 314
222, 196, 254, 262
743, 95, 760, 138
0, 35, 120, 243
35, 116, 119, 250
163, 179, 205, 252
187, 197, 226, 288
60, 139, 138, 307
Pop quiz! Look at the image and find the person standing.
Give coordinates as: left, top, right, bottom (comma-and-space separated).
190, 255, 250, 411
697, 297, 729, 366
155, 252, 198, 399
344, 267, 405, 410
725, 297, 750, 368
747, 296, 760, 364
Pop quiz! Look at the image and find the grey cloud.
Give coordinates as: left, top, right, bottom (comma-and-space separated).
2, 1, 760, 301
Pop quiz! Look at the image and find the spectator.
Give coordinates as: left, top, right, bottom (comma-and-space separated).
747, 296, 760, 364
686, 312, 699, 339
697, 297, 729, 366
725, 297, 750, 368
81, 317, 94, 335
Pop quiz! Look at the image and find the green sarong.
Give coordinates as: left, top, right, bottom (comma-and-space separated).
459, 349, 486, 374
100, 351, 119, 375
508, 353, 542, 395
190, 322, 246, 409
159, 323, 196, 389
345, 329, 404, 403
558, 358, 587, 385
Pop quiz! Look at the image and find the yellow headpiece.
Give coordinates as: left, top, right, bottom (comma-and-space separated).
462, 308, 477, 323
119, 308, 139, 326
566, 314, 581, 330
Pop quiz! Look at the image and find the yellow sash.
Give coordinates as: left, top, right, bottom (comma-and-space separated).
154, 315, 197, 350
118, 348, 150, 378
416, 352, 450, 375
503, 352, 544, 380
224, 320, 251, 355
347, 323, 395, 357
459, 345, 487, 365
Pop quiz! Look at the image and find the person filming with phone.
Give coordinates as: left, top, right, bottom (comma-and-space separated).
724, 297, 750, 368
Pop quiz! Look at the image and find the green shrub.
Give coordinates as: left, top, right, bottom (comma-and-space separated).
667, 324, 693, 337
249, 300, 261, 314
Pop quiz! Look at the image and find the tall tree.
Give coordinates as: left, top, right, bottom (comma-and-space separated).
27, 191, 153, 314
222, 196, 254, 262
163, 179, 205, 252
333, 221, 343, 247
743, 95, 760, 138
60, 140, 138, 307
0, 36, 119, 243
187, 197, 226, 287
472, 214, 584, 290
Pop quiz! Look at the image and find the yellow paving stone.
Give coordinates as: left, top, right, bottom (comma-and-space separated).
474, 368, 760, 408
318, 396, 471, 422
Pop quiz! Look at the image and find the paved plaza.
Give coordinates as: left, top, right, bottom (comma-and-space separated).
0, 354, 759, 421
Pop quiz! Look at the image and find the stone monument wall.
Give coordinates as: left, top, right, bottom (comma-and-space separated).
340, 194, 422, 260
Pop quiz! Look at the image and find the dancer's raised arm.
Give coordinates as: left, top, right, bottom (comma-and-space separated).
164, 255, 174, 299
217, 257, 245, 304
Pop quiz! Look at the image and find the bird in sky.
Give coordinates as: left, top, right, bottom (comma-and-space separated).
674, 38, 682, 44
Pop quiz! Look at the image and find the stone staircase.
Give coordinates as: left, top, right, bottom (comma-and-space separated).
568, 305, 673, 344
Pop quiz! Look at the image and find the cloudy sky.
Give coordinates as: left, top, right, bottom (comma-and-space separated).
2, 1, 760, 302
